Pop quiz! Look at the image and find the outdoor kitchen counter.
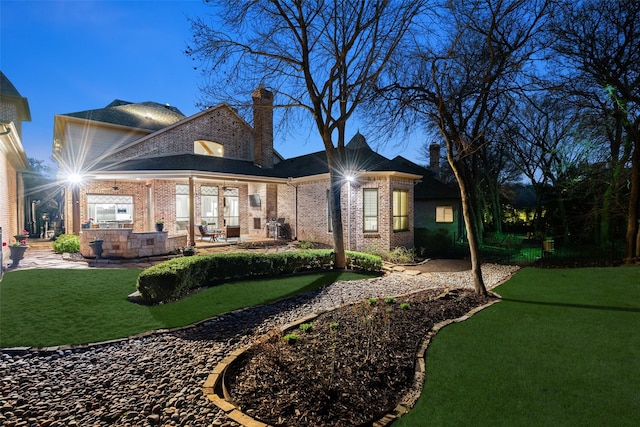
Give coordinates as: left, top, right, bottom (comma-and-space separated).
80, 228, 187, 259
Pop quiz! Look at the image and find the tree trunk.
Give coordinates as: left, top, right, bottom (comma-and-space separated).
625, 139, 639, 262
556, 191, 570, 241
326, 150, 347, 269
450, 159, 487, 296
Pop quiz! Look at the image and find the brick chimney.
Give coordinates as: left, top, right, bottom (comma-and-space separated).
429, 143, 440, 177
252, 85, 274, 169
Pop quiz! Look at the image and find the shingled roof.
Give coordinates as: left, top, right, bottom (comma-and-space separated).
273, 132, 421, 178
98, 132, 440, 185
98, 153, 284, 178
0, 71, 31, 121
61, 100, 185, 131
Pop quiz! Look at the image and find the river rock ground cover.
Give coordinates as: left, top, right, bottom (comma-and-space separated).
0, 264, 517, 427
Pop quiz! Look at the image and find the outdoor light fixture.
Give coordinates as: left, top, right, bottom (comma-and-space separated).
67, 173, 83, 184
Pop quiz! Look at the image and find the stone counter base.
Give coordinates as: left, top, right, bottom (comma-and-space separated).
80, 229, 187, 259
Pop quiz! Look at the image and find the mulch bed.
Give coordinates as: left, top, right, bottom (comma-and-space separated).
225, 288, 490, 426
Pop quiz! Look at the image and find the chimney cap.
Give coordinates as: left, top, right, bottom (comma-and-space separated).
252, 84, 273, 100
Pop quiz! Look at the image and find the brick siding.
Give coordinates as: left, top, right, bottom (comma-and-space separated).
109, 107, 254, 162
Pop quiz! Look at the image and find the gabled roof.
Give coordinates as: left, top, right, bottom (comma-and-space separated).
0, 71, 31, 121
385, 155, 460, 199
273, 132, 421, 178
61, 100, 185, 131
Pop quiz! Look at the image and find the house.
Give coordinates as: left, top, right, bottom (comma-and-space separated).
53, 86, 456, 258
1, 71, 31, 272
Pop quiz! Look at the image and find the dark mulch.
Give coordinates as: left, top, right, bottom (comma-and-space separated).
225, 288, 490, 426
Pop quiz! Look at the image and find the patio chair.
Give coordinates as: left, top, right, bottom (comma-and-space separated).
198, 225, 215, 242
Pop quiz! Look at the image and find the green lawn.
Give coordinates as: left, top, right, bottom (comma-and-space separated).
394, 266, 640, 426
0, 268, 376, 347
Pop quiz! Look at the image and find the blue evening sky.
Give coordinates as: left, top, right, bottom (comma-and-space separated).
1, 0, 425, 167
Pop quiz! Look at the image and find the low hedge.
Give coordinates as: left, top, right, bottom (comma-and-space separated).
136, 249, 382, 304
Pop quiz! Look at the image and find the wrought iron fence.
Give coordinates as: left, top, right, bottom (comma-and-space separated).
459, 235, 625, 267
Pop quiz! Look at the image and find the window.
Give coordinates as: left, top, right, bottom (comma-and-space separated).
393, 190, 409, 231
176, 184, 190, 231
363, 188, 378, 232
194, 140, 224, 157
201, 185, 219, 227
326, 189, 332, 232
87, 194, 133, 225
436, 206, 454, 223
223, 187, 239, 226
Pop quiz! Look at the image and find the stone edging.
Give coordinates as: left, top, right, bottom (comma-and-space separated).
202, 290, 503, 427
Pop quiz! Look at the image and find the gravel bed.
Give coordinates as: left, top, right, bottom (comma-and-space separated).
0, 264, 518, 427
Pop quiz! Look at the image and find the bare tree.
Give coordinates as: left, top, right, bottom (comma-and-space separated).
186, 0, 426, 268
377, 0, 553, 294
503, 93, 600, 240
551, 0, 640, 262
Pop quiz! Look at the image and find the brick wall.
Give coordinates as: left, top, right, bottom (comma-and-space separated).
1, 155, 19, 245
76, 179, 272, 240
294, 175, 415, 252
276, 183, 297, 239
296, 179, 334, 246
0, 101, 21, 135
109, 107, 254, 161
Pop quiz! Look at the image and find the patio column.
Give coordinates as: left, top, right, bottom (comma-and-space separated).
72, 184, 80, 235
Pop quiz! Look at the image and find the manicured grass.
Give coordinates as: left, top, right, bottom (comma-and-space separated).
0, 268, 377, 347
394, 266, 640, 427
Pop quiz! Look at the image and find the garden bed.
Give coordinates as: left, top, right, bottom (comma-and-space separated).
224, 288, 491, 426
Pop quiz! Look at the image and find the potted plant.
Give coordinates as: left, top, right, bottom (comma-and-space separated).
181, 245, 196, 256
155, 219, 164, 232
82, 218, 94, 229
14, 229, 29, 241
88, 239, 104, 259
3, 239, 29, 268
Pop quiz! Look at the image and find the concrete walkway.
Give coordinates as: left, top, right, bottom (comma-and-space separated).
3, 239, 172, 271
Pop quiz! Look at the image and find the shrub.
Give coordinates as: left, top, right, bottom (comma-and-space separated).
362, 246, 414, 264
298, 240, 314, 249
52, 234, 80, 254
137, 249, 381, 304
346, 251, 383, 271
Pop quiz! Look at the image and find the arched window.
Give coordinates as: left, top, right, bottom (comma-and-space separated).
194, 140, 224, 157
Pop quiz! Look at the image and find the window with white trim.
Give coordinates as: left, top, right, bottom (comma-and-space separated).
200, 185, 219, 227
436, 206, 454, 223
176, 184, 190, 231
87, 194, 134, 224
363, 188, 378, 232
223, 187, 239, 226
393, 190, 409, 231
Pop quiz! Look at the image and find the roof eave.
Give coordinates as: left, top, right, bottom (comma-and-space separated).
0, 121, 29, 171
87, 169, 289, 184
